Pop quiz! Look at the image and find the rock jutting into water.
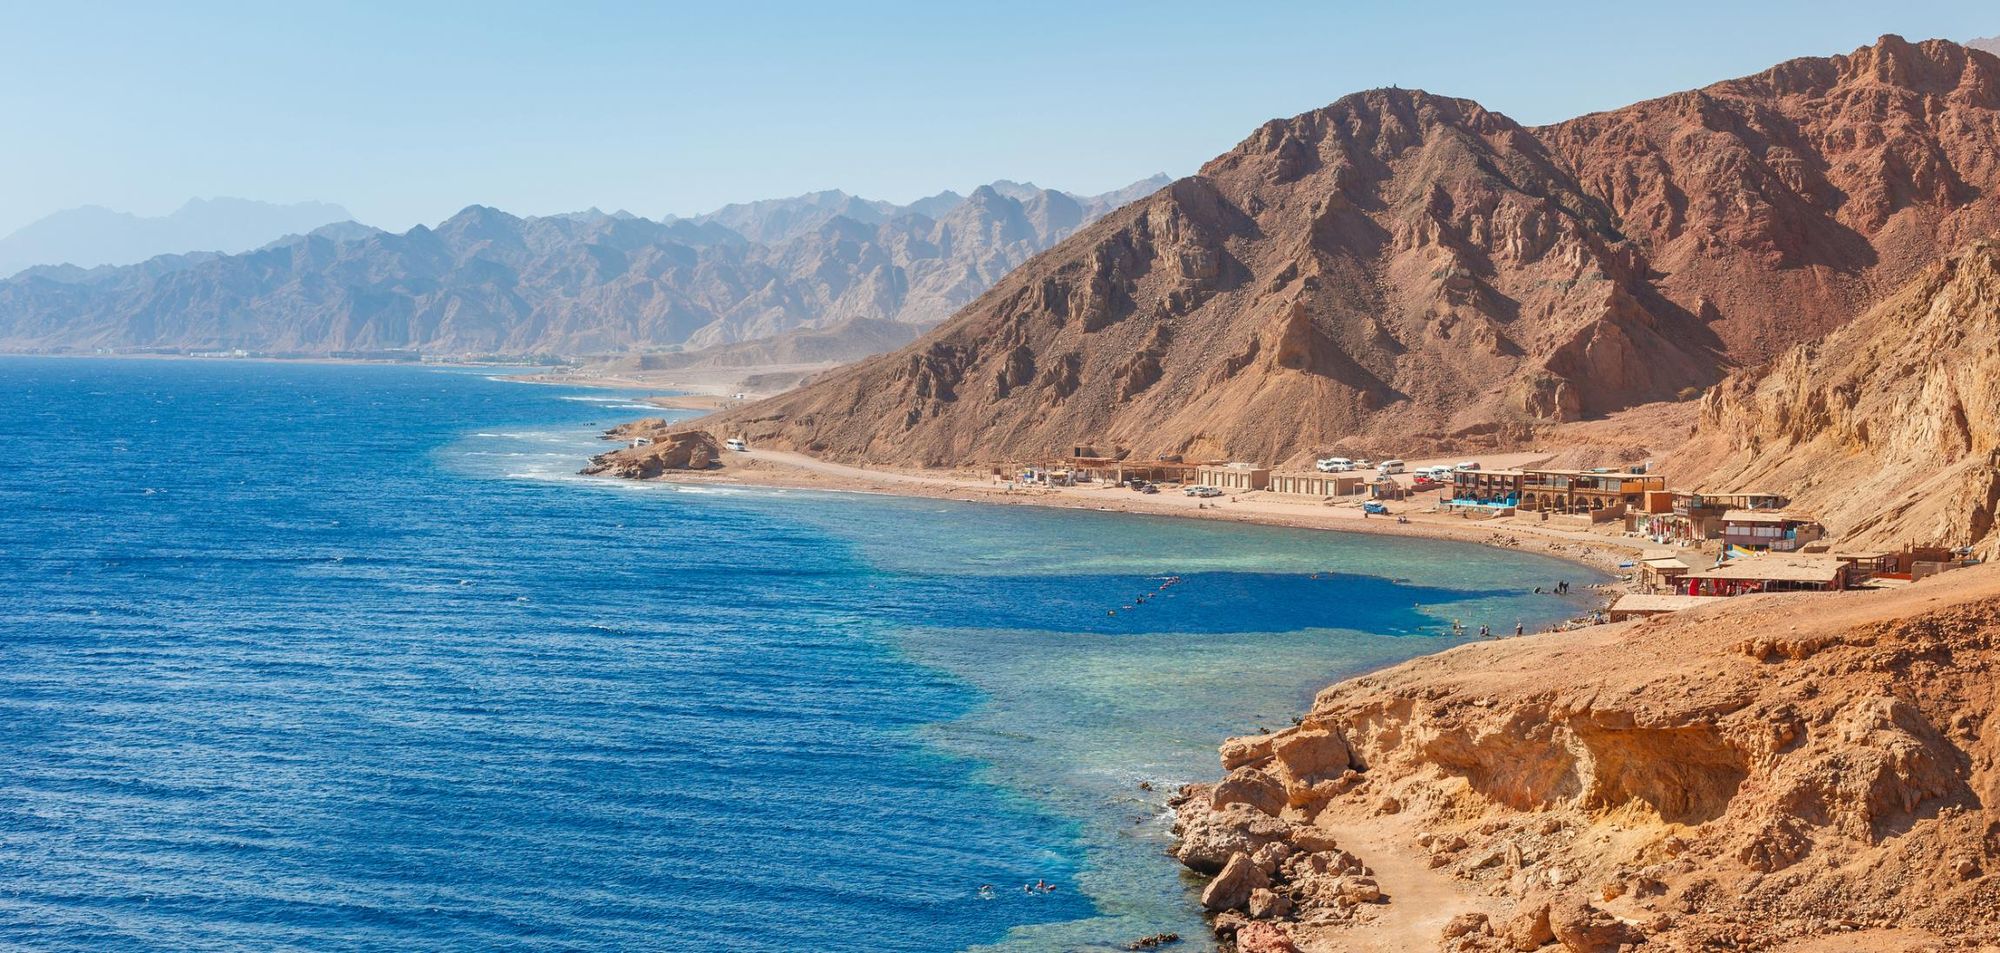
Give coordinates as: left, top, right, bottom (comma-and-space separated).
581, 420, 723, 478
1171, 569, 2000, 951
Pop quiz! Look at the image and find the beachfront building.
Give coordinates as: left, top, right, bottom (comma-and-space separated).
1269, 471, 1364, 498
1637, 555, 1691, 592
1682, 554, 1849, 596
1637, 491, 1791, 545
1447, 469, 1525, 506
1196, 463, 1270, 492
1517, 469, 1666, 515
1719, 510, 1824, 555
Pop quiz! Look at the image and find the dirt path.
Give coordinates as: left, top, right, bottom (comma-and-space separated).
1310, 824, 1486, 953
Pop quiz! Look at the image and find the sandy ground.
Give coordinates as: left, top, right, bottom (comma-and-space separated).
629, 446, 1696, 602
501, 361, 841, 400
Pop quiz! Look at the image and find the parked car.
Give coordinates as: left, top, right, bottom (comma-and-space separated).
1376, 459, 1406, 475
1412, 475, 1437, 489
1362, 501, 1390, 515
1315, 457, 1353, 473
725, 438, 749, 452
1194, 486, 1222, 498
1139, 484, 1160, 494
1129, 480, 1150, 492
1455, 461, 1480, 471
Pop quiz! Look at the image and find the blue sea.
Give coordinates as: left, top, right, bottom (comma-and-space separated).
0, 358, 1600, 951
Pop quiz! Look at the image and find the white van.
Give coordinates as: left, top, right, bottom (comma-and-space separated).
725, 438, 749, 452
1421, 465, 1452, 480
1315, 457, 1353, 473
1455, 461, 1480, 471
1377, 459, 1406, 475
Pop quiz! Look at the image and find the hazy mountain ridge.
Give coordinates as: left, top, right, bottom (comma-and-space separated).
675, 175, 1170, 245
706, 36, 2000, 467
0, 198, 355, 277
0, 177, 1170, 356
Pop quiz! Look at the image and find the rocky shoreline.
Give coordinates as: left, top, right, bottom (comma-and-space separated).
1166, 572, 2000, 952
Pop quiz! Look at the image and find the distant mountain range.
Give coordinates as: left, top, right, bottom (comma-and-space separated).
0, 198, 355, 278
0, 176, 1169, 356
1971, 35, 2000, 55
675, 178, 1169, 245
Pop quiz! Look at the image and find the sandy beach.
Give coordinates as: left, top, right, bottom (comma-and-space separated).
613, 445, 1673, 597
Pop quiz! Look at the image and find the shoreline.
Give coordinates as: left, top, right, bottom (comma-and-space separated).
601, 447, 1649, 594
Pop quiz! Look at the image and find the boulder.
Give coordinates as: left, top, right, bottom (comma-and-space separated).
1549, 896, 1643, 952
1173, 803, 1292, 873
1270, 727, 1354, 788
1200, 852, 1270, 912
1334, 875, 1382, 906
1247, 886, 1292, 919
1220, 731, 1280, 770
1211, 767, 1288, 817
1443, 912, 1493, 940
1233, 921, 1301, 953
1502, 898, 1556, 951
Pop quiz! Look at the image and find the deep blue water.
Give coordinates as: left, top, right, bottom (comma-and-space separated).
0, 358, 1600, 951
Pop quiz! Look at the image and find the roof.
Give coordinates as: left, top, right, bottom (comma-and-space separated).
1610, 594, 1729, 613
1521, 467, 1656, 478
1685, 555, 1847, 584
1640, 557, 1691, 571
1722, 509, 1819, 524
1270, 469, 1362, 479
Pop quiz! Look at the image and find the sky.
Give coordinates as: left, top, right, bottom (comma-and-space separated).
0, 0, 1994, 235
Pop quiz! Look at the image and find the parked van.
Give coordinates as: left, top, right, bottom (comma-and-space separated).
1455, 461, 1480, 471
1377, 459, 1406, 475
725, 438, 749, 452
1316, 457, 1353, 473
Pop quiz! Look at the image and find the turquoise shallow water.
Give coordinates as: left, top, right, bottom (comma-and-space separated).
0, 358, 1601, 951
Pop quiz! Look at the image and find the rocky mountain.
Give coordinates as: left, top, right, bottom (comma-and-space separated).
1972, 35, 2000, 56
1670, 239, 2000, 556
706, 37, 2000, 467
0, 178, 1165, 357
0, 198, 354, 277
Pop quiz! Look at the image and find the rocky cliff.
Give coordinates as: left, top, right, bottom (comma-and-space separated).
0, 179, 1164, 357
1171, 568, 2000, 952
1670, 240, 2000, 558
703, 37, 2000, 467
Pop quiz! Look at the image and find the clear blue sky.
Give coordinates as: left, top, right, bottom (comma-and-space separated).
1, 0, 1992, 234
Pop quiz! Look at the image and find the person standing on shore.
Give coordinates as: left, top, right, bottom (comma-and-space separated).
1515, 621, 1524, 636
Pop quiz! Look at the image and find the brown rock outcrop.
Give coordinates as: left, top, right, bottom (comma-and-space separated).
580, 422, 723, 478
1669, 239, 2000, 557
1172, 566, 2000, 951
703, 36, 2000, 469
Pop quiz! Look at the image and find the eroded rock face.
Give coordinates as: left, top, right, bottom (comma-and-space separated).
1670, 241, 2000, 558
580, 422, 723, 478
1172, 574, 2000, 951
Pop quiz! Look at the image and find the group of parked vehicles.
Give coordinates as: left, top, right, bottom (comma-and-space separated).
1316, 456, 1482, 479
